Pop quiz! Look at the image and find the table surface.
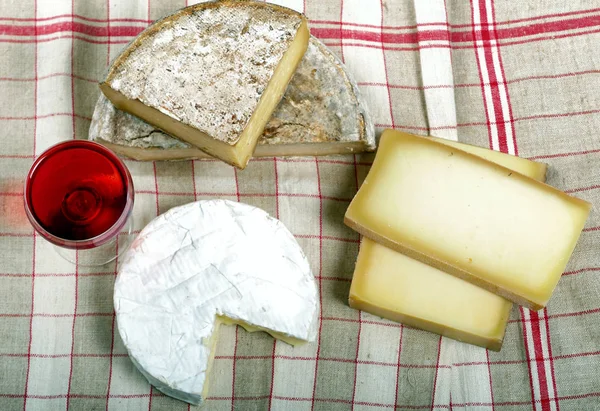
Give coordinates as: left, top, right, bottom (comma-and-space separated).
1, 0, 600, 410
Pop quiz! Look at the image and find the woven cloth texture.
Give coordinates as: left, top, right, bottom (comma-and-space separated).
1, 0, 600, 410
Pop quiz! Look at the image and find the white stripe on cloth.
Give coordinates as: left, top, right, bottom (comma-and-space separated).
414, 0, 457, 141
448, 344, 494, 411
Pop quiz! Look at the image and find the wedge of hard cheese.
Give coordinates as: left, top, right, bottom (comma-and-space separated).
90, 37, 375, 160
349, 139, 547, 351
345, 130, 591, 310
100, 1, 310, 169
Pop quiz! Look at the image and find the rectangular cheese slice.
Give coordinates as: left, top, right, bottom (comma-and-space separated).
345, 130, 591, 310
349, 139, 547, 350
350, 238, 512, 350
100, 2, 310, 169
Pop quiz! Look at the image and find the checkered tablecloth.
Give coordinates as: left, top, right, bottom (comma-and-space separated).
2, 0, 600, 410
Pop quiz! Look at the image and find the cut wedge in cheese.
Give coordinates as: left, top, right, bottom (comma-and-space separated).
114, 200, 319, 405
100, 1, 310, 169
345, 130, 591, 310
90, 37, 375, 160
350, 238, 512, 351
349, 139, 547, 351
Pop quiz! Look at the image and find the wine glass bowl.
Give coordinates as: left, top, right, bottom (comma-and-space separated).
24, 140, 134, 265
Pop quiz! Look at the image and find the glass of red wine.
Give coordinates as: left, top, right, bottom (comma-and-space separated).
24, 140, 134, 266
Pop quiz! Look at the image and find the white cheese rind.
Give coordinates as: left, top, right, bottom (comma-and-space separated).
114, 200, 319, 405
90, 37, 375, 159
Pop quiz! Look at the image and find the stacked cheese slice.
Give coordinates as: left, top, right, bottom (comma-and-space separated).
99, 1, 375, 168
344, 130, 591, 351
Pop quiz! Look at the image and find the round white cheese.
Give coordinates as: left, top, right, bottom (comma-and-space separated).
114, 200, 319, 404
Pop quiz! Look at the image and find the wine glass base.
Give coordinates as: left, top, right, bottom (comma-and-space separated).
54, 215, 135, 267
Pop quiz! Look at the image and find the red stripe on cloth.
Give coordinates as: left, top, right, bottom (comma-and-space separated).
152, 163, 160, 216
2, 13, 600, 44
529, 310, 552, 411
469, 0, 495, 151
0, 34, 132, 44
541, 307, 600, 321
563, 267, 600, 276
106, 0, 110, 67
0, 14, 149, 23
310, 158, 324, 411
1, 6, 599, 28
6, 24, 600, 49
379, 0, 396, 130
0, 22, 144, 37
0, 313, 113, 318
477, 0, 515, 153
267, 339, 276, 410
338, 0, 345, 63
490, 0, 518, 155
450, 14, 600, 43
459, 6, 600, 27
313, 7, 600, 29
0, 233, 359, 246
310, 27, 443, 44
564, 184, 600, 194
543, 308, 560, 411
190, 161, 198, 201
1, 353, 129, 359
311, 19, 448, 30
519, 308, 538, 410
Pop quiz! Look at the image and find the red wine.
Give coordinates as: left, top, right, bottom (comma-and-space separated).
25, 141, 133, 244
